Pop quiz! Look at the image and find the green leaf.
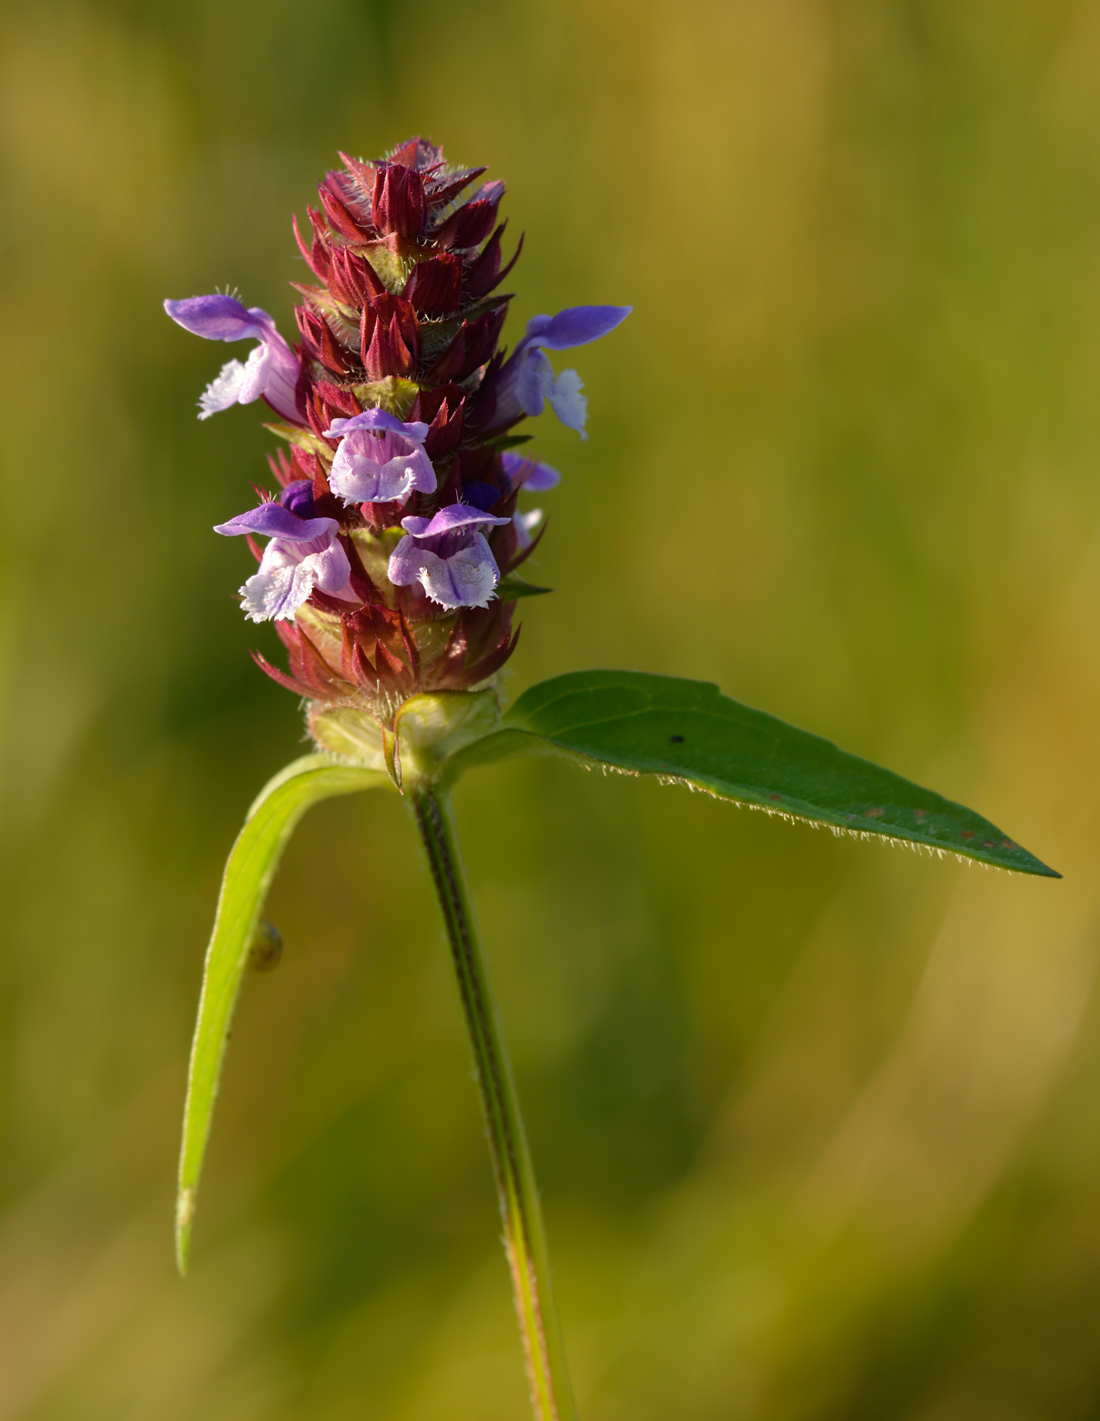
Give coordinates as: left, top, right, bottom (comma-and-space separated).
496, 576, 554, 601
176, 755, 389, 1274
483, 433, 533, 451
448, 671, 1058, 878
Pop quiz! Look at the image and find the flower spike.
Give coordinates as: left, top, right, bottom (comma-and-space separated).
163, 137, 629, 732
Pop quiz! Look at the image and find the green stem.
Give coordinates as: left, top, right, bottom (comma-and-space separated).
412, 787, 577, 1421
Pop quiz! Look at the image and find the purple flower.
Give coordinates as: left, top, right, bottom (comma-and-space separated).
215, 492, 353, 622
501, 452, 561, 492
164, 295, 302, 423
324, 409, 436, 505
489, 305, 631, 439
388, 504, 511, 610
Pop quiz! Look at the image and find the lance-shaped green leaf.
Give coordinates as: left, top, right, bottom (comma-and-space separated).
177, 755, 389, 1274
444, 671, 1058, 878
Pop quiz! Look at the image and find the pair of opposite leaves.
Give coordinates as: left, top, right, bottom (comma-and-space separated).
176, 668, 1058, 1271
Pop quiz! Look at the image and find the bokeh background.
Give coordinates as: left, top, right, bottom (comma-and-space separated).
2, 1, 1100, 1416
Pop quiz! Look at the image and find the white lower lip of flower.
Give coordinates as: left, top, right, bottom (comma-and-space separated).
389, 532, 500, 610
199, 345, 267, 419
239, 534, 352, 621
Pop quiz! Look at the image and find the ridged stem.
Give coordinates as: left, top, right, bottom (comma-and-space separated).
412, 787, 576, 1421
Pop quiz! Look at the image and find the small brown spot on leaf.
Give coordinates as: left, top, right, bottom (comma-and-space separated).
982, 840, 995, 849
1001, 839, 1018, 850
961, 831, 975, 840
864, 808, 884, 819
248, 920, 283, 972
769, 793, 782, 801
913, 809, 927, 818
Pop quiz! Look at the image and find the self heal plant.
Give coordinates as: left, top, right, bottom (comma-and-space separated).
166, 137, 1059, 1421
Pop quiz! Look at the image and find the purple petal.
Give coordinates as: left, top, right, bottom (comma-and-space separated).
311, 538, 353, 594
400, 502, 511, 540
524, 305, 631, 352
325, 409, 430, 443
214, 503, 339, 542
258, 336, 304, 422
164, 295, 275, 344
516, 348, 550, 417
387, 535, 426, 588
502, 452, 561, 492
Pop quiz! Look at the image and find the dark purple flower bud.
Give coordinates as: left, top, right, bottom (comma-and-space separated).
460, 481, 502, 511
280, 480, 316, 517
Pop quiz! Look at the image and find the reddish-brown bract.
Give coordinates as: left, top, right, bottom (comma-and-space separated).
258, 138, 529, 726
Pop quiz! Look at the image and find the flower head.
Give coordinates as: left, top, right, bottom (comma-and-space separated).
165, 136, 629, 752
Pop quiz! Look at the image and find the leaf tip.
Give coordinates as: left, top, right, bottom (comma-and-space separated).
175, 1186, 195, 1276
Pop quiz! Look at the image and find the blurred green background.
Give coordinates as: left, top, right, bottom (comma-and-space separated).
2, 1, 1100, 1416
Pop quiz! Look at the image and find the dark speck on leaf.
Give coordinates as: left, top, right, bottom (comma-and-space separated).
669, 734, 684, 743
248, 920, 283, 972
